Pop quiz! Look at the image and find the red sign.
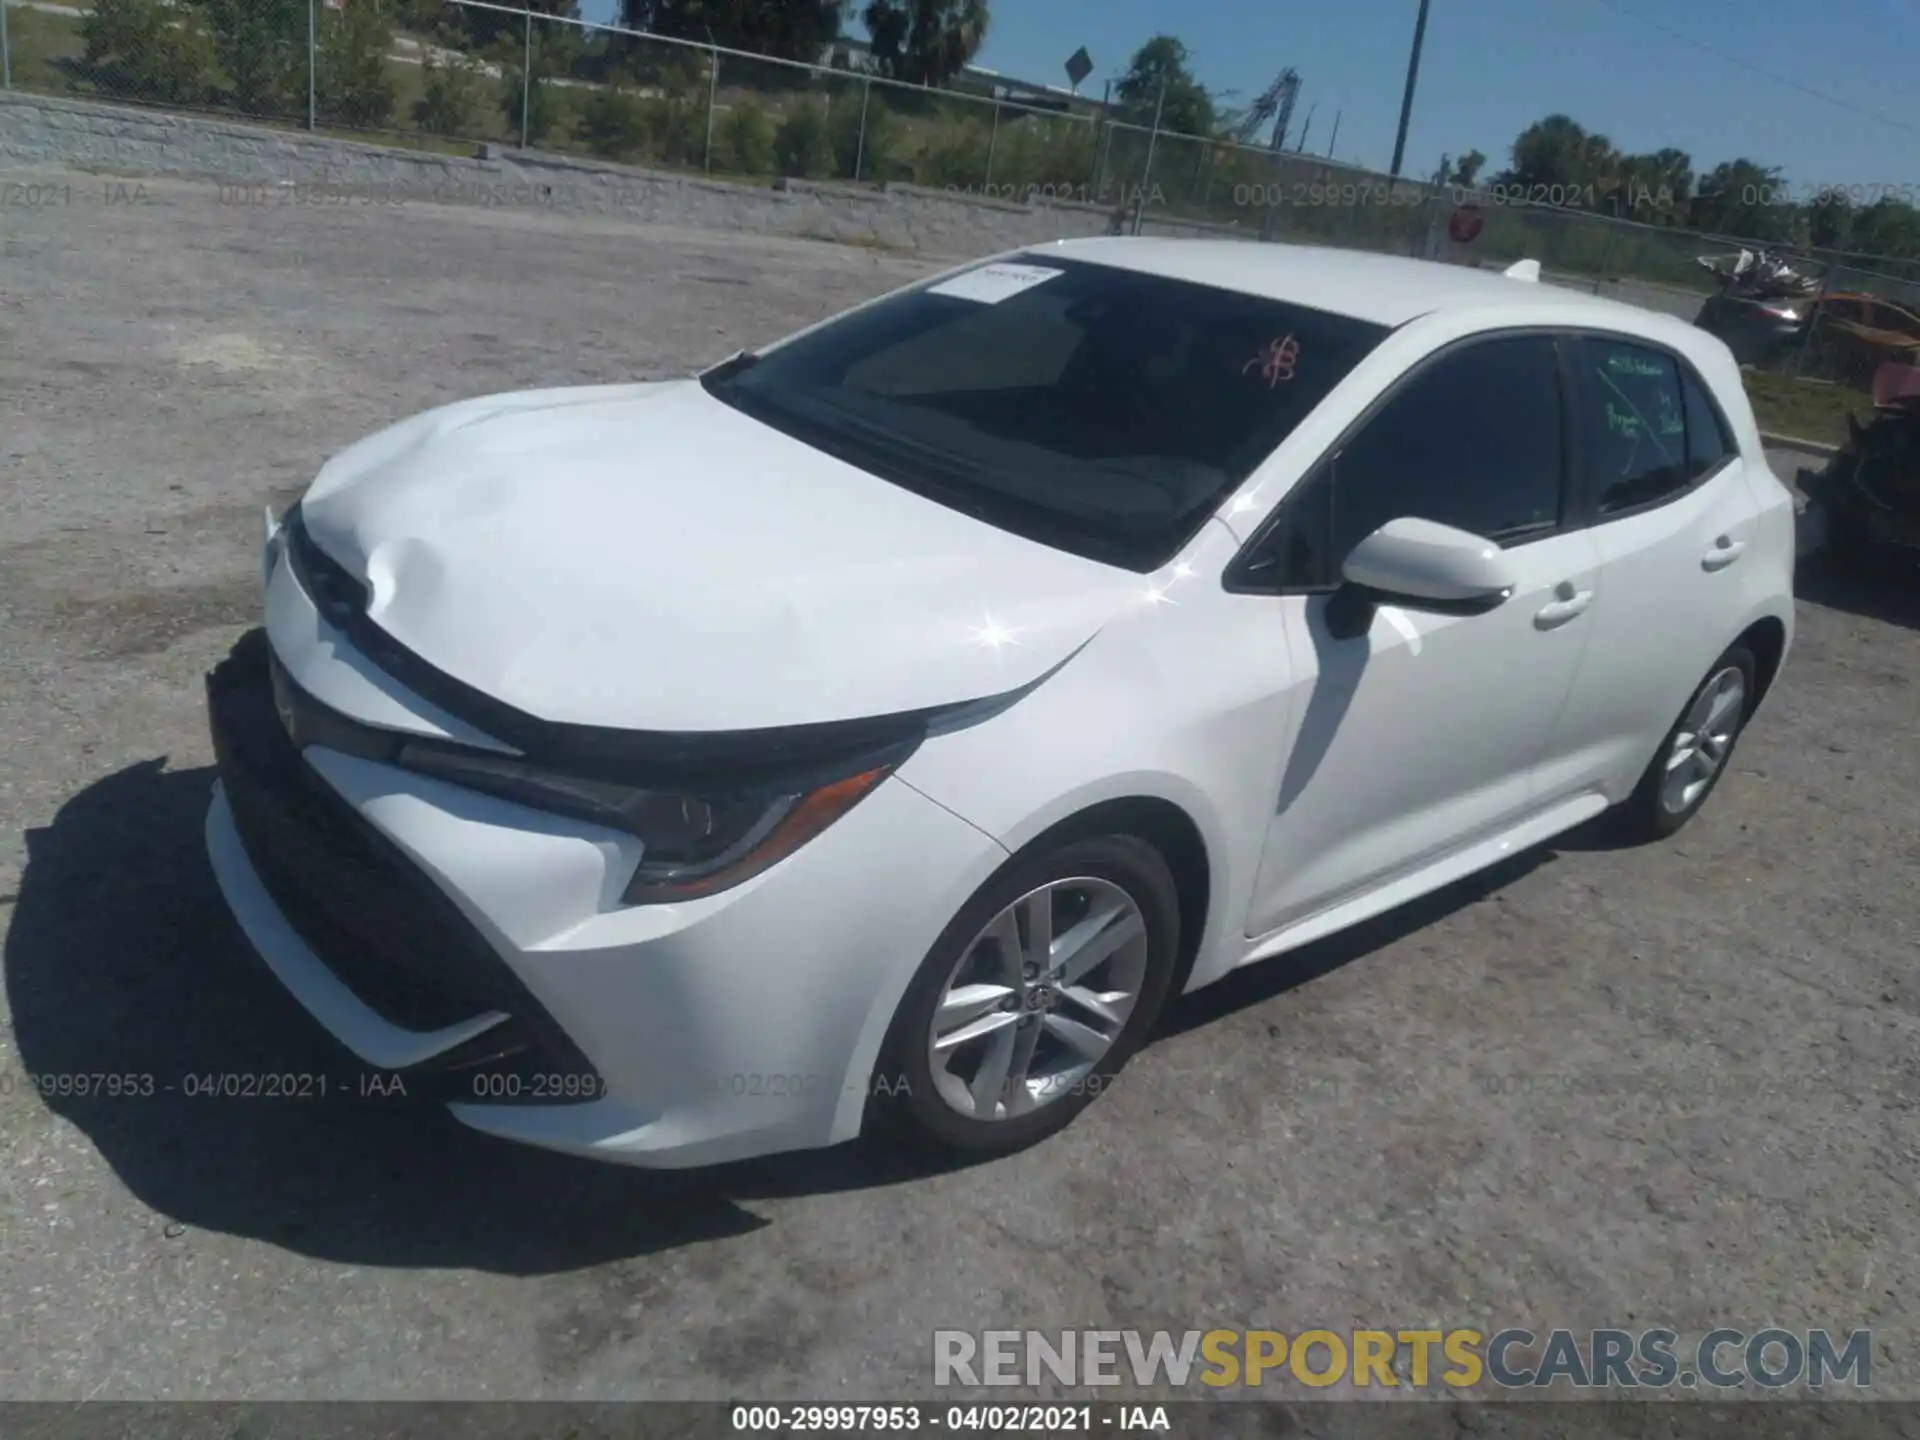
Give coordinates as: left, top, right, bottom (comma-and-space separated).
1448, 204, 1485, 244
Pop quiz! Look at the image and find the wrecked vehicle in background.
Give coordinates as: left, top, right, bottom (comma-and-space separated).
1801, 360, 1920, 565
1694, 249, 1822, 365
1697, 247, 1820, 297
1693, 249, 1920, 381
1804, 294, 1920, 389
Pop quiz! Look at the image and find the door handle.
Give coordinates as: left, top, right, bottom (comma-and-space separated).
1702, 537, 1746, 571
1534, 584, 1593, 629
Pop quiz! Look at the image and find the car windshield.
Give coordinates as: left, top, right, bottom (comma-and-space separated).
701, 254, 1390, 570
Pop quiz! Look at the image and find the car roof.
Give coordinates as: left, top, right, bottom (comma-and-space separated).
1028, 236, 1677, 333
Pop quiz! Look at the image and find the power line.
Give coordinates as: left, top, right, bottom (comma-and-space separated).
1582, 0, 1920, 137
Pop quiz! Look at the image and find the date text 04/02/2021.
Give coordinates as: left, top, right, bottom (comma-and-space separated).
728, 1403, 1172, 1432
2, 1072, 403, 1099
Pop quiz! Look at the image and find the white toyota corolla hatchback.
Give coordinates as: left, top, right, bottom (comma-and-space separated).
204, 238, 1795, 1168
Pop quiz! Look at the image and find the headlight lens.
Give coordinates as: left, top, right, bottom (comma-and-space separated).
264, 499, 302, 591
394, 742, 890, 905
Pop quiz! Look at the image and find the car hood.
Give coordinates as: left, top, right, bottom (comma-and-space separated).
299, 379, 1138, 732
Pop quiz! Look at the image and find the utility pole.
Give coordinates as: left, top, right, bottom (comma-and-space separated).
520, 10, 534, 150
1388, 0, 1431, 178
854, 78, 872, 182
306, 0, 317, 132
1326, 110, 1341, 159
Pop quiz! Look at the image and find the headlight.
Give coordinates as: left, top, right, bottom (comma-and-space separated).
394, 742, 890, 905
264, 500, 297, 592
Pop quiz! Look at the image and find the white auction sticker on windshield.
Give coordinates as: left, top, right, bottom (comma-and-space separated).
927, 262, 1063, 304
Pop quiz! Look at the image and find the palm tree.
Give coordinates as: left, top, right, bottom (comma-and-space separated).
620, 0, 843, 63
1495, 114, 1617, 200
862, 0, 990, 88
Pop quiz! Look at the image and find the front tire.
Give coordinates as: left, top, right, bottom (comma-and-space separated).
868, 834, 1181, 1159
1614, 644, 1756, 842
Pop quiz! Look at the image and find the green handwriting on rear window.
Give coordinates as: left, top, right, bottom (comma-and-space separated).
1607, 353, 1666, 378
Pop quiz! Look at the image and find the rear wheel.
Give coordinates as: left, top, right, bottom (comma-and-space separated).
868, 835, 1180, 1158
1613, 644, 1756, 842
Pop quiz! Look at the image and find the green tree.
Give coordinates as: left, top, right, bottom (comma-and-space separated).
1493, 114, 1619, 195
578, 85, 650, 159
718, 101, 778, 174
392, 0, 441, 29
773, 100, 833, 177
622, 0, 843, 64
500, 68, 565, 147
916, 118, 989, 186
454, 0, 578, 49
317, 0, 397, 129
1849, 196, 1920, 260
861, 0, 989, 88
1112, 36, 1214, 138
989, 116, 1096, 193
498, 22, 580, 145
1807, 191, 1853, 251
81, 0, 216, 105
645, 90, 708, 166
195, 0, 306, 116
414, 52, 483, 136
832, 90, 900, 180
1688, 158, 1791, 241
1434, 150, 1487, 188
1604, 147, 1693, 224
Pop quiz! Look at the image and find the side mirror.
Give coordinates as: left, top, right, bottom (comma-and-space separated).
1326, 518, 1516, 637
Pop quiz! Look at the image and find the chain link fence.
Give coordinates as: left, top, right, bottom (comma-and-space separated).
7, 0, 1920, 399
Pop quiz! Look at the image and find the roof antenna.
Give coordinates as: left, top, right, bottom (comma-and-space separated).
1503, 259, 1541, 282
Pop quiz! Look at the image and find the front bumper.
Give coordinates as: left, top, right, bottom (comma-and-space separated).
203, 628, 1007, 1167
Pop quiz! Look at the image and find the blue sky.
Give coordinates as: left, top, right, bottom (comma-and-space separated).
576, 0, 1920, 186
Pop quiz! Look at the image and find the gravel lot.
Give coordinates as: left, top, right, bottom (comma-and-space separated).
1, 166, 1916, 1405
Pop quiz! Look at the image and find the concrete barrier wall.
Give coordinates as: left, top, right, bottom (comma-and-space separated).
0, 91, 1253, 258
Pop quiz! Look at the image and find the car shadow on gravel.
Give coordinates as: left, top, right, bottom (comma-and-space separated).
1152, 848, 1557, 1039
3, 759, 968, 1274
1794, 552, 1920, 632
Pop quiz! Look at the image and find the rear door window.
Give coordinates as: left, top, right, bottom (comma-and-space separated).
1576, 338, 1691, 515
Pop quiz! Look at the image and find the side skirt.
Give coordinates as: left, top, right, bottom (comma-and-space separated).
1230, 792, 1611, 972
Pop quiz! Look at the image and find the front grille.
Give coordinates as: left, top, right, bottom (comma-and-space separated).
207, 629, 601, 1096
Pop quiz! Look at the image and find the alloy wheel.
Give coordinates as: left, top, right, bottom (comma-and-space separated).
926, 877, 1150, 1122
1659, 665, 1747, 815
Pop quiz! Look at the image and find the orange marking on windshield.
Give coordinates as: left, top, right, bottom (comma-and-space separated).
1245, 334, 1301, 388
